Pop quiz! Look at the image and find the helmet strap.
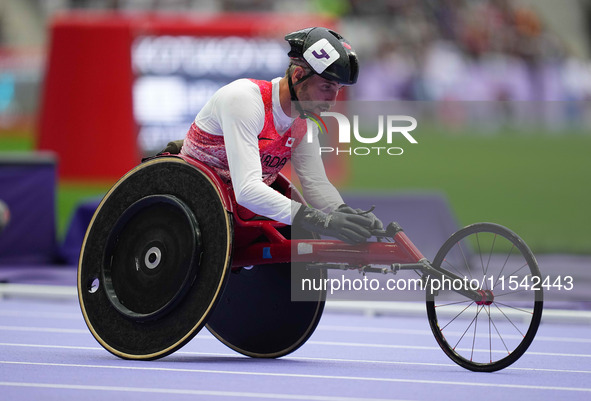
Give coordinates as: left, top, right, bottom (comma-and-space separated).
288, 69, 315, 118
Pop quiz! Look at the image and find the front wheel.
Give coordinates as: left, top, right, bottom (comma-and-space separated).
426, 223, 543, 372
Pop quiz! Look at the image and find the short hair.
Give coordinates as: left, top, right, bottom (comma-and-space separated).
285, 59, 312, 78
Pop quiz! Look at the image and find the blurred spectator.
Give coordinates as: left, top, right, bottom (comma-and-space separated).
220, 0, 273, 12
1, 0, 590, 130
337, 0, 591, 130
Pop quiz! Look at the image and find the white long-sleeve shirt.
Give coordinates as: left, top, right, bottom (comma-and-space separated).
181, 77, 343, 224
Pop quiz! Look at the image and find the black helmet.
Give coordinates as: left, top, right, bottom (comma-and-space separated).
285, 27, 359, 85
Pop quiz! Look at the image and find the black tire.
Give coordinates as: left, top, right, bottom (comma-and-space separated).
206, 226, 326, 358
78, 157, 233, 360
426, 223, 543, 372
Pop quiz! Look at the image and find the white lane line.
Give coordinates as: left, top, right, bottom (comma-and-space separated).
0, 314, 588, 345
1, 325, 590, 358
0, 326, 88, 334
0, 343, 101, 351
318, 325, 591, 344
305, 340, 591, 358
2, 321, 588, 345
0, 382, 411, 401
184, 352, 591, 374
1, 361, 590, 393
0, 284, 76, 298
0, 310, 81, 320
1, 343, 591, 374
2, 292, 591, 323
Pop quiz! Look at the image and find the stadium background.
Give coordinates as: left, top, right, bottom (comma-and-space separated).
0, 0, 590, 261
1, 2, 591, 400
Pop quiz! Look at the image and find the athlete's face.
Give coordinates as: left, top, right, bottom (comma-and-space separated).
294, 69, 343, 114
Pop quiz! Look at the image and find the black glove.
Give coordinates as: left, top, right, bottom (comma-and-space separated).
160, 139, 184, 155
336, 204, 384, 231
293, 206, 373, 244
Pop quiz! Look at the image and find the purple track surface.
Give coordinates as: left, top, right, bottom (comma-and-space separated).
1, 295, 590, 401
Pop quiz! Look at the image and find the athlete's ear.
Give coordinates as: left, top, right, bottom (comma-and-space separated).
292, 66, 306, 84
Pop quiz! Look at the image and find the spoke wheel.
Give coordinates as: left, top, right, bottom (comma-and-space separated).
426, 223, 543, 372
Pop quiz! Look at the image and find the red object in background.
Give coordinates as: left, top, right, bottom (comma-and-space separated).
37, 12, 340, 182
37, 14, 136, 181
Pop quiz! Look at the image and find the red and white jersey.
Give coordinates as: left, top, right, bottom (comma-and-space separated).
181, 78, 343, 224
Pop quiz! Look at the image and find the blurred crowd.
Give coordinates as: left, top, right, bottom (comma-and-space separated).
347, 0, 591, 104
1, 0, 591, 130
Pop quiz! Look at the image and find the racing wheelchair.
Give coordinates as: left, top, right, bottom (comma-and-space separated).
78, 153, 543, 372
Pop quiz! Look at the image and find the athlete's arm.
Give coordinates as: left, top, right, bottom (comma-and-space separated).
214, 81, 301, 224
292, 127, 344, 213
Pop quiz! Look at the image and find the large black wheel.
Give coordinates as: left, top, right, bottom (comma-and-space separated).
206, 228, 326, 358
426, 223, 543, 372
78, 157, 233, 360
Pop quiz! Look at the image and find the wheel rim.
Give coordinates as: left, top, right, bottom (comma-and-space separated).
103, 195, 201, 322
426, 223, 543, 372
77, 157, 233, 360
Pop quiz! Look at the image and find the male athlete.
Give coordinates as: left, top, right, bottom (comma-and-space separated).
181, 27, 382, 244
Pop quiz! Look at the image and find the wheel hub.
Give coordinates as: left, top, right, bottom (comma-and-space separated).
476, 289, 494, 305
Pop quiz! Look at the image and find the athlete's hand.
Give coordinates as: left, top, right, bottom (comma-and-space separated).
336, 204, 384, 231
293, 206, 373, 244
